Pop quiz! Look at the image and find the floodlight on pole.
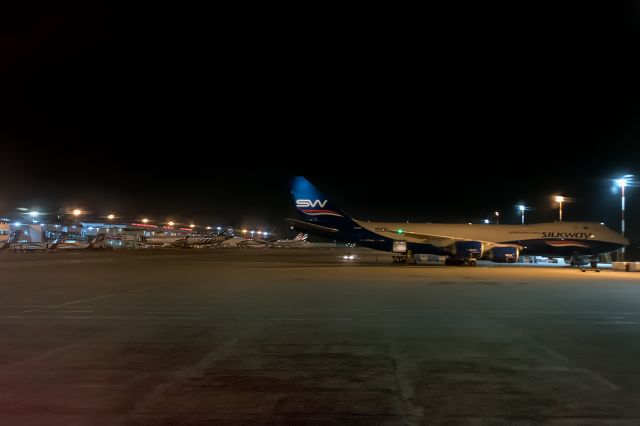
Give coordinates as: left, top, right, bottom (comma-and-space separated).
615, 176, 632, 260
72, 209, 83, 226
554, 196, 565, 221
29, 211, 39, 223
518, 205, 526, 225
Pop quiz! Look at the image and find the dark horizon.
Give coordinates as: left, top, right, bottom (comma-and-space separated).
2, 3, 640, 239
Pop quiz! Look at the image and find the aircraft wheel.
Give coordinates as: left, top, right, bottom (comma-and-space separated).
469, 259, 477, 267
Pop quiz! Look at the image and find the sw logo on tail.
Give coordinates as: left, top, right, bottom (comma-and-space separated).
296, 199, 328, 208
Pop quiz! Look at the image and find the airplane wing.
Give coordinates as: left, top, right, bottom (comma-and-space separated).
375, 227, 521, 249
287, 218, 339, 233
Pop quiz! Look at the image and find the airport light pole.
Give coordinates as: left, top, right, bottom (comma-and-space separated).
107, 214, 115, 230
518, 205, 525, 225
72, 209, 82, 228
494, 211, 500, 225
554, 196, 564, 221
615, 177, 630, 260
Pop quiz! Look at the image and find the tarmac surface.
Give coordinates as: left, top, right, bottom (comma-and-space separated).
1, 248, 640, 425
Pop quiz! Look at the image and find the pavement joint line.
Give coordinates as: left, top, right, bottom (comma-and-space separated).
126, 323, 267, 416
478, 310, 621, 391
383, 316, 424, 426
123, 304, 295, 419
19, 285, 162, 314
2, 315, 203, 320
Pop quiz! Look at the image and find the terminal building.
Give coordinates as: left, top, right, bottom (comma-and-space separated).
0, 220, 223, 249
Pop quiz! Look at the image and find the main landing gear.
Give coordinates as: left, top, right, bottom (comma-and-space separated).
445, 258, 477, 267
567, 256, 599, 269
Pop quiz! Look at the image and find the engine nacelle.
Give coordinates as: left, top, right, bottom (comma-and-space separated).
486, 246, 519, 263
450, 241, 483, 259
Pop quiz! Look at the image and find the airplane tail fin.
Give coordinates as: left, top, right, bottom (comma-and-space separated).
290, 177, 356, 233
0, 231, 19, 249
9, 230, 21, 243
88, 233, 106, 248
52, 232, 66, 247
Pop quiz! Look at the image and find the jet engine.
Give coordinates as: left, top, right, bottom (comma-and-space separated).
485, 245, 519, 263
450, 241, 483, 259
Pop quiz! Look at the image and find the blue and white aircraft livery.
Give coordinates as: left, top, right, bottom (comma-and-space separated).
289, 177, 628, 266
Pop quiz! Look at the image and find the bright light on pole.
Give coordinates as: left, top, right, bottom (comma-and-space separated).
216, 226, 222, 235
189, 224, 195, 228
142, 218, 149, 223
554, 196, 564, 221
168, 221, 175, 226
494, 211, 500, 225
28, 211, 39, 223
615, 176, 632, 260
72, 209, 82, 226
518, 205, 525, 225
107, 214, 115, 229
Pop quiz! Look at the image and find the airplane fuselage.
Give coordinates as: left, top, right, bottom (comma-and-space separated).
293, 219, 626, 258
359, 221, 626, 257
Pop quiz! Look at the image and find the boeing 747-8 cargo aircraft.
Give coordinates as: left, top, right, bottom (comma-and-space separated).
289, 177, 627, 266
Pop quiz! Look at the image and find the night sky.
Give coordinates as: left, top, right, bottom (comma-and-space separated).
2, 3, 640, 240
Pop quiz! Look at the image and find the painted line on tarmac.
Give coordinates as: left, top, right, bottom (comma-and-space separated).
3, 315, 203, 320
20, 285, 161, 314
